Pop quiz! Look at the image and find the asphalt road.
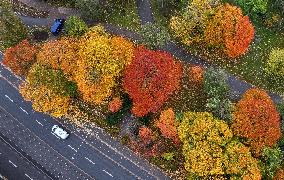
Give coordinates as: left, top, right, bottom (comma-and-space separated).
0, 132, 50, 180
0, 51, 169, 180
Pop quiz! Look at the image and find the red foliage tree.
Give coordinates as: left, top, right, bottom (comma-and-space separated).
232, 88, 281, 156
156, 108, 180, 144
123, 46, 182, 117
204, 3, 255, 58
3, 40, 37, 76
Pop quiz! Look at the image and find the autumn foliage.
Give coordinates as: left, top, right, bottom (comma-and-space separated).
123, 46, 182, 117
3, 40, 37, 76
36, 38, 79, 80
139, 126, 154, 145
232, 88, 281, 156
178, 111, 261, 179
108, 97, 123, 113
75, 26, 134, 105
204, 3, 255, 58
156, 108, 180, 144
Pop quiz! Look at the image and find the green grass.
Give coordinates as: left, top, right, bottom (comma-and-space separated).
105, 1, 141, 32
150, 0, 284, 96
223, 27, 284, 96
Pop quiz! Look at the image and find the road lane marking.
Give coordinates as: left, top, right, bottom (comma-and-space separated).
4, 95, 14, 102
68, 145, 77, 153
8, 160, 17, 167
84, 157, 95, 165
102, 170, 113, 177
35, 120, 43, 126
0, 105, 94, 180
25, 173, 33, 180
0, 75, 19, 90
19, 107, 29, 115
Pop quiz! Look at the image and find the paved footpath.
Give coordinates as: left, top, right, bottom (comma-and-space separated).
135, 0, 283, 103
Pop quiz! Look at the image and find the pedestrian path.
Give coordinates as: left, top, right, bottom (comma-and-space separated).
136, 0, 283, 103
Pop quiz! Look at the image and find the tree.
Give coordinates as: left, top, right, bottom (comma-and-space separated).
265, 48, 284, 77
203, 68, 233, 121
20, 84, 71, 117
139, 126, 154, 145
139, 23, 170, 49
204, 3, 255, 58
108, 97, 123, 113
36, 38, 79, 80
232, 88, 282, 156
259, 146, 283, 179
74, 0, 105, 21
75, 26, 134, 105
235, 0, 268, 17
169, 0, 220, 45
123, 46, 182, 117
3, 40, 37, 76
64, 16, 88, 37
0, 0, 28, 51
27, 63, 77, 97
177, 111, 261, 179
155, 108, 180, 144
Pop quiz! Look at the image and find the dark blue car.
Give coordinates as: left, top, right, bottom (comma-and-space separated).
50, 19, 65, 36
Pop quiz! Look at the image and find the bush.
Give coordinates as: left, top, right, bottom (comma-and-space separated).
260, 146, 283, 179
235, 0, 268, 17
139, 23, 170, 49
0, 0, 28, 51
64, 16, 88, 37
232, 88, 282, 156
120, 135, 130, 145
203, 68, 233, 121
265, 48, 284, 77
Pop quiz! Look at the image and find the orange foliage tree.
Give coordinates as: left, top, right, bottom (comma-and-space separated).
3, 40, 37, 76
204, 3, 255, 58
139, 126, 154, 145
156, 108, 180, 144
108, 97, 123, 113
36, 38, 79, 80
123, 46, 182, 117
232, 88, 281, 156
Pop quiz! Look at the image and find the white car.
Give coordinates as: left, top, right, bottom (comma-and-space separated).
51, 125, 69, 139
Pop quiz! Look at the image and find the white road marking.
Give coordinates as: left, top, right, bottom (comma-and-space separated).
103, 170, 113, 177
8, 160, 17, 167
68, 145, 77, 153
4, 95, 13, 102
25, 173, 33, 180
35, 120, 43, 126
19, 107, 29, 115
0, 75, 19, 90
84, 157, 95, 165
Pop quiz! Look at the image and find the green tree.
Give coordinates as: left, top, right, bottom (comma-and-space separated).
235, 0, 268, 17
139, 23, 170, 49
203, 68, 233, 121
64, 16, 88, 37
0, 0, 28, 51
259, 146, 283, 179
265, 48, 284, 77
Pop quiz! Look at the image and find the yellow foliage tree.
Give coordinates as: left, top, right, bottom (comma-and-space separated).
75, 25, 134, 105
20, 84, 70, 117
169, 0, 220, 45
178, 112, 261, 179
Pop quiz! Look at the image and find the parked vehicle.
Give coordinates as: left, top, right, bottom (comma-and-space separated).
50, 18, 65, 36
51, 125, 69, 139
